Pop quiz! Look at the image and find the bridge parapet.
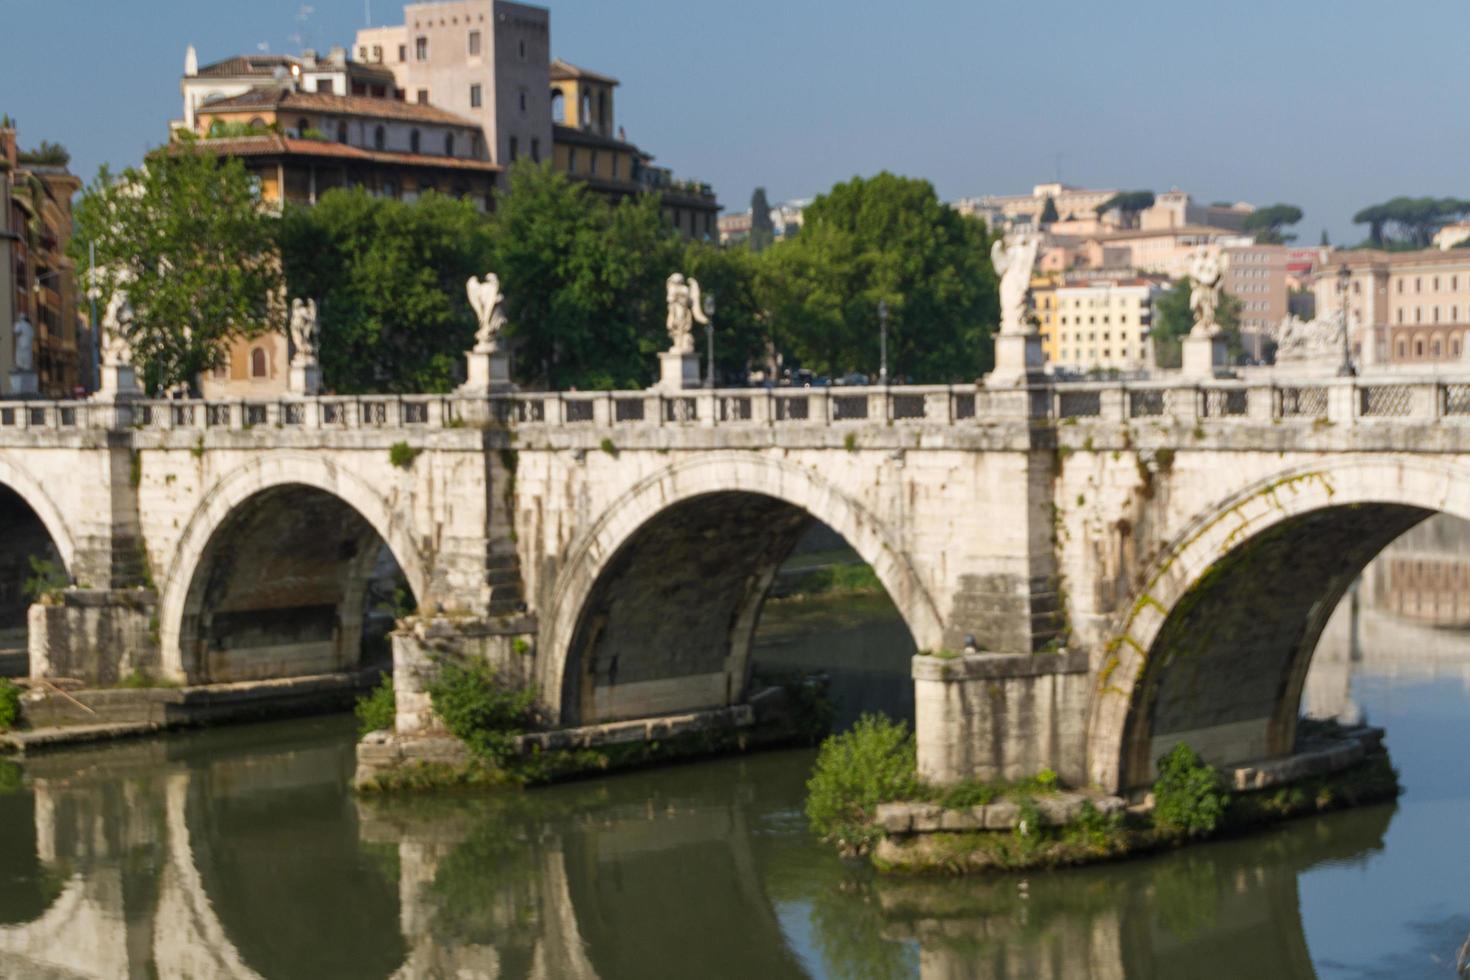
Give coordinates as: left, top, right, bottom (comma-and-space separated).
3, 376, 1469, 436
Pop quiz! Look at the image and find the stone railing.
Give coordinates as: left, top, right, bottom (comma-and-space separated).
4, 378, 1470, 433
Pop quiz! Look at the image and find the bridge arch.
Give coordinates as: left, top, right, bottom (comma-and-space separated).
0, 456, 76, 576
1088, 454, 1470, 792
538, 451, 943, 725
159, 454, 429, 684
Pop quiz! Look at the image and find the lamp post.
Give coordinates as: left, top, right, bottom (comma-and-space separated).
1337, 263, 1355, 377
878, 299, 889, 385
703, 290, 716, 389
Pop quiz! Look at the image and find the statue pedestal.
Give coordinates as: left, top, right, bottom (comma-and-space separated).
458, 349, 512, 394
658, 350, 701, 390
95, 363, 140, 401
985, 333, 1045, 388
1181, 333, 1228, 379
288, 361, 322, 397
7, 370, 38, 397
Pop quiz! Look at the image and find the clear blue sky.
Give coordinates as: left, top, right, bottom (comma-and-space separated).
2, 0, 1465, 244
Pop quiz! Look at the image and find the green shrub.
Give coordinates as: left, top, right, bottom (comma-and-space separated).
428, 659, 537, 768
599, 437, 618, 456
1153, 743, 1230, 837
805, 713, 921, 854
23, 556, 68, 602
389, 441, 422, 469
0, 679, 21, 733
355, 673, 396, 734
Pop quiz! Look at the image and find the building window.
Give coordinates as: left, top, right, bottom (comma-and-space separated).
612, 153, 619, 178
1457, 338, 1464, 357
318, 78, 335, 95
1397, 339, 1407, 358
519, 89, 527, 113
358, 46, 368, 60
398, 44, 407, 62
519, 39, 526, 59
1416, 277, 1422, 293
337, 121, 348, 143
445, 132, 454, 155
590, 148, 599, 175
1398, 309, 1405, 324
410, 129, 420, 153
470, 83, 482, 108
509, 136, 518, 162
374, 125, 385, 149
551, 90, 565, 123
250, 348, 267, 378
531, 138, 540, 162
417, 89, 430, 105
468, 30, 481, 55
1435, 306, 1441, 322
1435, 276, 1441, 290
415, 36, 428, 60
1416, 308, 1422, 323
1433, 338, 1443, 357
1397, 279, 1404, 294
372, 45, 383, 62
568, 147, 577, 172
1416, 339, 1425, 357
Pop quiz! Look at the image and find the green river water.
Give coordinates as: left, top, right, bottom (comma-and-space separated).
0, 591, 1466, 978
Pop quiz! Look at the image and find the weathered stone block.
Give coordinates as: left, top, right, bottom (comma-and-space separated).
874, 803, 912, 834
983, 800, 1020, 830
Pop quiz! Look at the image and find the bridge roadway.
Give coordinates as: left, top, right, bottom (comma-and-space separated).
1, 375, 1467, 792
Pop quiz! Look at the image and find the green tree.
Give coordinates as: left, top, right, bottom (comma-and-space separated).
682, 241, 765, 384
761, 172, 998, 382
280, 188, 494, 392
70, 147, 281, 393
1353, 196, 1470, 249
1150, 277, 1244, 368
1040, 195, 1060, 224
1242, 203, 1303, 244
1095, 190, 1155, 225
748, 186, 775, 253
488, 162, 682, 389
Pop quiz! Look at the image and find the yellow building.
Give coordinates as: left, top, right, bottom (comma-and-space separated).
549, 60, 718, 239
1031, 273, 1062, 363
1051, 277, 1164, 374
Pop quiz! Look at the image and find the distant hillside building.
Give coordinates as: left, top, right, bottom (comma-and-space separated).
1035, 276, 1164, 374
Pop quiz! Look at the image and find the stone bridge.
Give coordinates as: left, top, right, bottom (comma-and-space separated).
1, 375, 1466, 792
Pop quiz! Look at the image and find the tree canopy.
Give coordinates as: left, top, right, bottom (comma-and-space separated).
760, 172, 998, 382
1040, 195, 1060, 224
280, 189, 495, 393
1353, 196, 1470, 248
1242, 203, 1303, 244
749, 187, 775, 253
70, 148, 281, 393
1095, 190, 1155, 217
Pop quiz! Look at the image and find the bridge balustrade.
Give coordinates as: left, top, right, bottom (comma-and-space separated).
10, 378, 1470, 435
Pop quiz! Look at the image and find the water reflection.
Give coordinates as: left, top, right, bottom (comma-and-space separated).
1, 519, 1469, 978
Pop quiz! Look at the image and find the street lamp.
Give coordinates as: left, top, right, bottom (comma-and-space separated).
1337, 263, 1355, 377
877, 299, 889, 386
703, 290, 716, 389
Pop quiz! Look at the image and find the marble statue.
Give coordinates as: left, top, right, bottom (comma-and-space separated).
289, 298, 318, 364
1188, 249, 1224, 336
101, 290, 134, 367
466, 274, 508, 352
665, 273, 708, 354
1272, 312, 1344, 359
990, 236, 1039, 336
11, 315, 34, 373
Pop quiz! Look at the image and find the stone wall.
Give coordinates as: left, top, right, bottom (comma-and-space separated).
913, 650, 1091, 786
28, 590, 157, 685
391, 615, 537, 736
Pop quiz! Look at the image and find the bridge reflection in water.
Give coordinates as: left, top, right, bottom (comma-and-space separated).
1, 517, 1467, 978
0, 715, 1397, 980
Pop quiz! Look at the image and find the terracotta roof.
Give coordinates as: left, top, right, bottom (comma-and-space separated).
550, 59, 620, 86
197, 55, 299, 78
182, 135, 501, 173
199, 88, 478, 128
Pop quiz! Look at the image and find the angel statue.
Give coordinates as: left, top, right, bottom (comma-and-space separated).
1188, 248, 1224, 336
289, 298, 318, 365
665, 272, 709, 354
101, 290, 134, 367
990, 236, 1039, 336
466, 273, 509, 352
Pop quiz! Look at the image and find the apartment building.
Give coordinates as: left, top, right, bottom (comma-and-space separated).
1223, 244, 1290, 361
1046, 278, 1164, 373
1312, 249, 1470, 365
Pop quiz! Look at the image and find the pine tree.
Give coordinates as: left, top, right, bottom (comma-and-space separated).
749, 187, 775, 253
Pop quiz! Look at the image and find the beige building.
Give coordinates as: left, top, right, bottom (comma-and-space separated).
1139, 190, 1252, 232
1223, 244, 1290, 361
1048, 278, 1163, 373
1310, 248, 1470, 365
355, 2, 719, 236
177, 47, 400, 132
955, 182, 1118, 232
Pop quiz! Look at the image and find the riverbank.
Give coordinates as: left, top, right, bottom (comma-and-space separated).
0, 670, 375, 755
